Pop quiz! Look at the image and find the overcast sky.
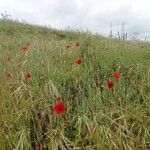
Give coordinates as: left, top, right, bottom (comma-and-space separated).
0, 0, 150, 40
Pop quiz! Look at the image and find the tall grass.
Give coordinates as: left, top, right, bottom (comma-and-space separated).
0, 19, 150, 150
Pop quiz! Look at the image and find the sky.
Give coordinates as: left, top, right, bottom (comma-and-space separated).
0, 0, 150, 40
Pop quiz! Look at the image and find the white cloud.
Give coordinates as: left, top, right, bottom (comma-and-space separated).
0, 0, 150, 40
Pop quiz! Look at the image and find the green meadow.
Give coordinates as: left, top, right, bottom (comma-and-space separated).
0, 19, 150, 150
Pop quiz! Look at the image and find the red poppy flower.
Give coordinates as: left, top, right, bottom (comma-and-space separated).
25, 71, 31, 80
76, 42, 80, 47
108, 80, 114, 89
113, 72, 120, 79
75, 59, 82, 65
66, 45, 71, 49
53, 103, 67, 115
56, 97, 62, 102
21, 46, 28, 52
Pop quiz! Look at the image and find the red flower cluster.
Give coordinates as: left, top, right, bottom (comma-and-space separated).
107, 72, 121, 90
53, 96, 67, 115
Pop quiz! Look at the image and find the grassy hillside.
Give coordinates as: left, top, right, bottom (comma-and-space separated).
0, 19, 150, 150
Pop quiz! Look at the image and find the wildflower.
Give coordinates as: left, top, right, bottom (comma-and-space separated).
113, 72, 121, 79
25, 71, 31, 80
21, 46, 28, 52
66, 45, 71, 49
56, 97, 62, 102
108, 80, 114, 89
53, 103, 67, 115
76, 42, 80, 47
75, 59, 82, 65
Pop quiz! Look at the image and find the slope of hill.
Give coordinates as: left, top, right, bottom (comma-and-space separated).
0, 19, 150, 150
